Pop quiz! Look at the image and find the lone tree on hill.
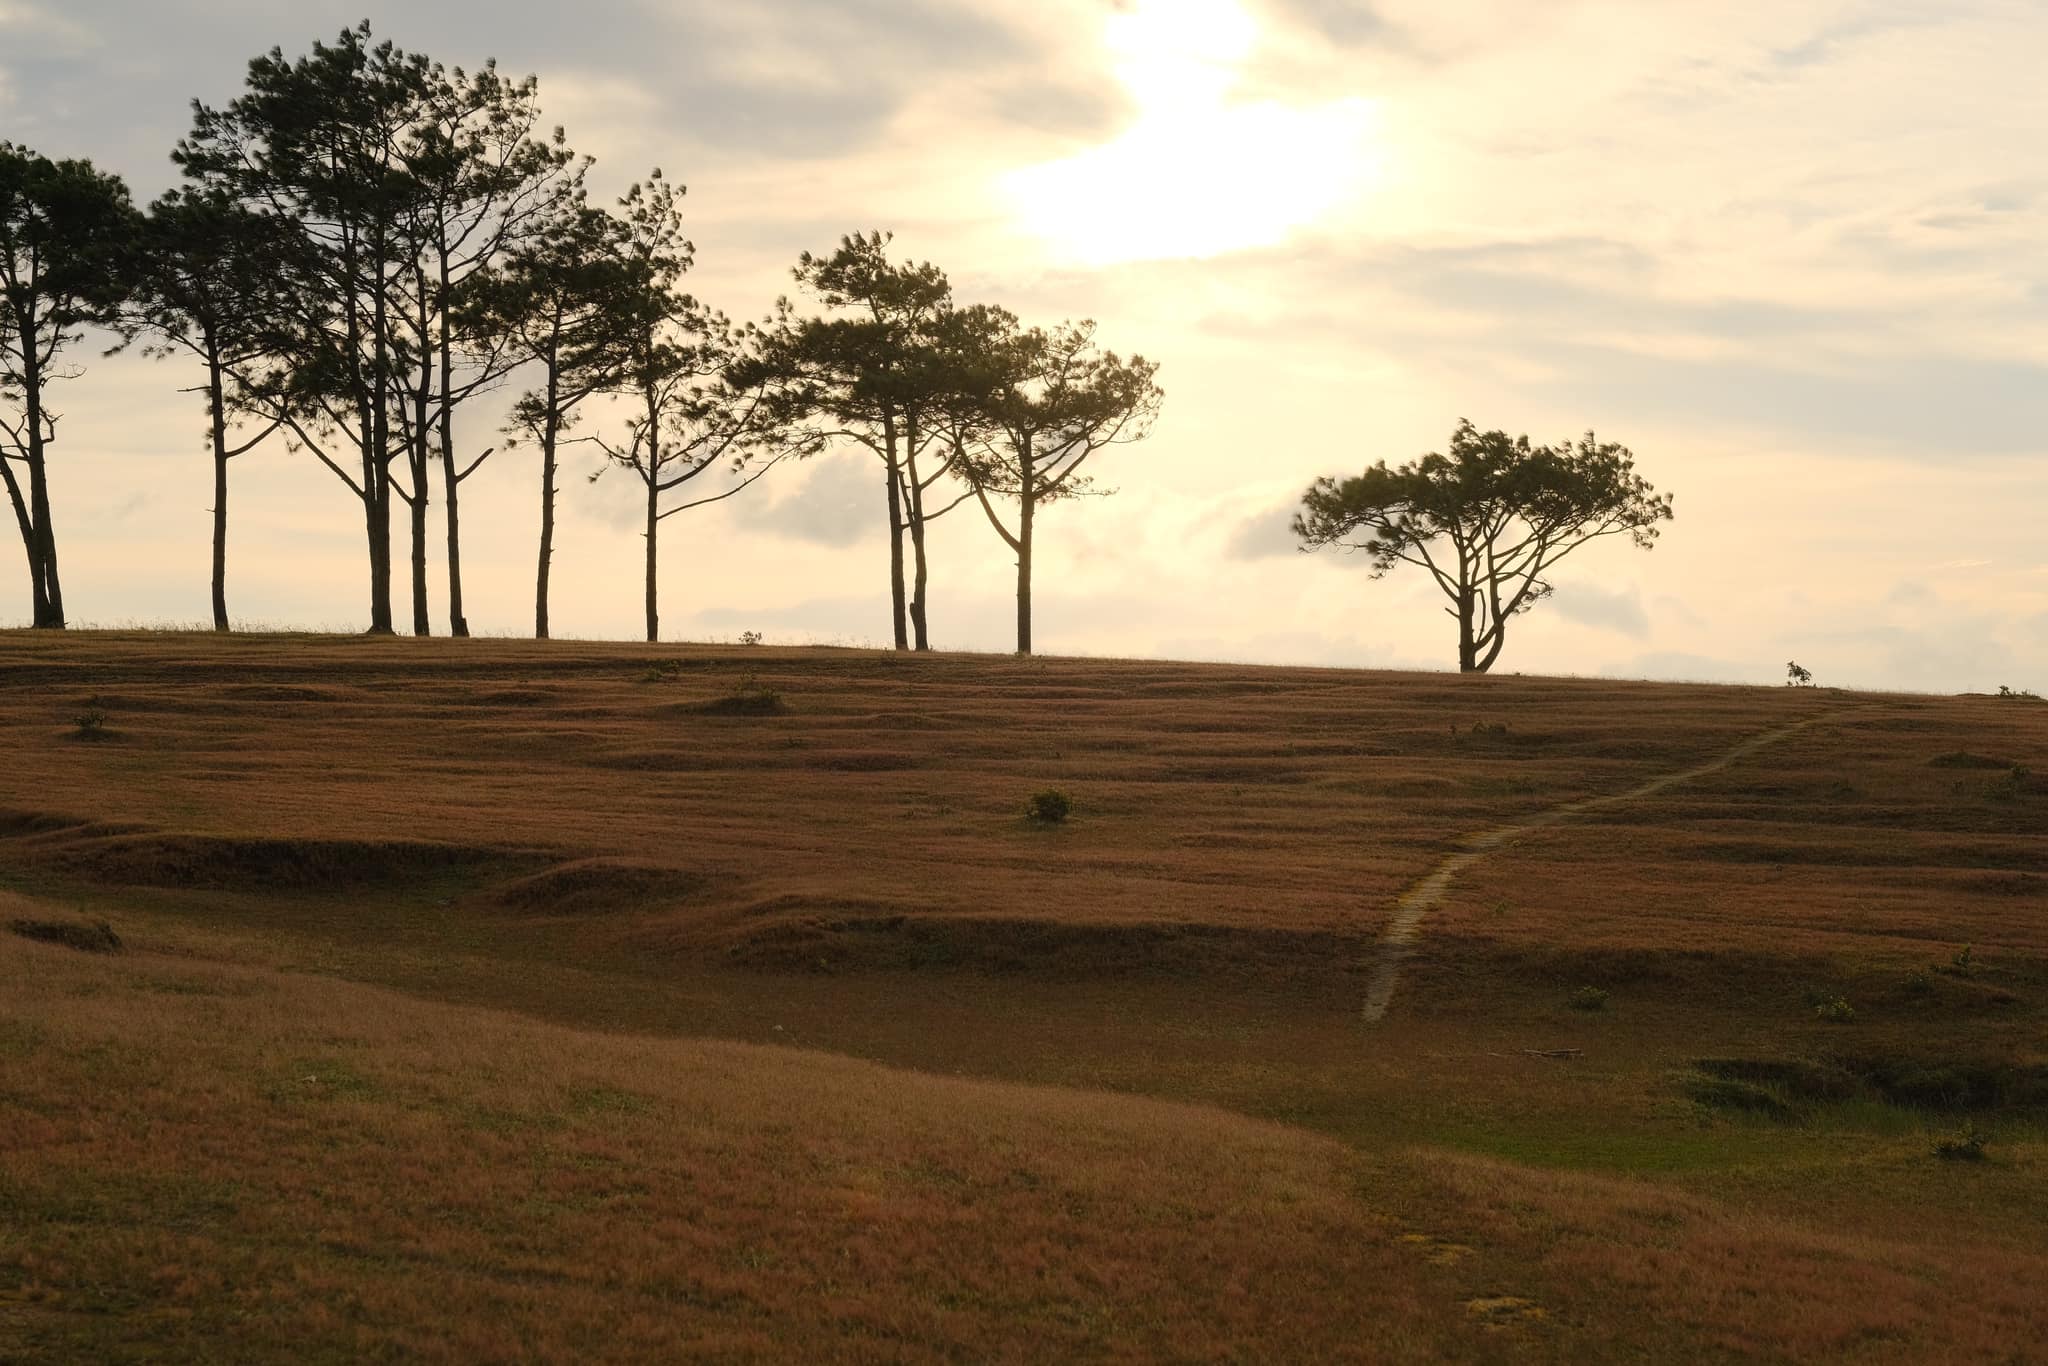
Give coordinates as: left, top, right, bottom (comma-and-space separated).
0, 143, 138, 629
1294, 420, 1673, 673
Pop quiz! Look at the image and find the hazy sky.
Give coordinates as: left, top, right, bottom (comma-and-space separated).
3, 0, 2043, 691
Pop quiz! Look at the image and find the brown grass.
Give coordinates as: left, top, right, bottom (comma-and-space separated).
1, 630, 2044, 1361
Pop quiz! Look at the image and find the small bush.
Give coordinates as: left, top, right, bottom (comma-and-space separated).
1950, 944, 1975, 976
640, 659, 684, 683
9, 918, 122, 954
72, 696, 109, 739
1786, 661, 1813, 687
737, 630, 764, 647
1932, 1123, 1988, 1162
1568, 986, 1610, 1012
1814, 997, 1857, 1023
1023, 789, 1073, 824
1995, 685, 2040, 701
1904, 969, 1935, 995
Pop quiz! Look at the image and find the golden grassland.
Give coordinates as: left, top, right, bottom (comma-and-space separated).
2, 631, 2044, 1362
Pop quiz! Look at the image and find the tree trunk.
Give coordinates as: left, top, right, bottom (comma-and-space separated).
442, 447, 468, 637
408, 477, 430, 637
643, 475, 660, 644
908, 478, 930, 651
1456, 585, 1478, 673
1016, 492, 1034, 656
644, 385, 664, 644
23, 365, 64, 629
536, 374, 559, 640
438, 252, 470, 638
1, 457, 47, 625
1015, 432, 1037, 655
882, 414, 908, 651
365, 478, 394, 635
207, 354, 230, 632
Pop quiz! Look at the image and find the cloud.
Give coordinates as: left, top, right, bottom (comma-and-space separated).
1550, 581, 1649, 638
736, 453, 881, 550
1223, 501, 1301, 561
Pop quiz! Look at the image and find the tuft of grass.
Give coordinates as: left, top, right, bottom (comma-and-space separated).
1568, 985, 1610, 1011
1932, 1122, 1989, 1162
1023, 789, 1073, 824
72, 696, 111, 740
9, 917, 123, 953
692, 676, 785, 716
1813, 997, 1857, 1024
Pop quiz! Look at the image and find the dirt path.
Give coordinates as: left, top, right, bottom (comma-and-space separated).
1360, 708, 1859, 1024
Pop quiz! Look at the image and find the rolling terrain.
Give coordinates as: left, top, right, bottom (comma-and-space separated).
3, 632, 2044, 1362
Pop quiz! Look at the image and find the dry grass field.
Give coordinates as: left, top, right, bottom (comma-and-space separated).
2, 631, 2044, 1362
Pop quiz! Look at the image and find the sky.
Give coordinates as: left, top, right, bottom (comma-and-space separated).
1, 0, 2043, 692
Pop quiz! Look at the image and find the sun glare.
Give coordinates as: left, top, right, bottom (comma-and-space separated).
1005, 0, 1378, 266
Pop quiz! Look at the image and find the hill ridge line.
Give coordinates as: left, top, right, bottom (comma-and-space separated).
1360, 705, 1868, 1024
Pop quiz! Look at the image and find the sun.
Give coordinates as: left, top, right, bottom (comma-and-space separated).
1004, 0, 1378, 266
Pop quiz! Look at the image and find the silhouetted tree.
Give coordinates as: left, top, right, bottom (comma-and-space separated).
178, 23, 438, 634
598, 303, 814, 643
124, 188, 293, 631
777, 233, 958, 650
1295, 420, 1674, 673
459, 193, 634, 638
0, 143, 137, 628
953, 318, 1162, 655
395, 62, 583, 637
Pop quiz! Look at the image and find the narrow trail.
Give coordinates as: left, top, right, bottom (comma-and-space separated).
1360, 706, 1865, 1024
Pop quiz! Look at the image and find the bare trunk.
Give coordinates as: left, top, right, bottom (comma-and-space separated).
0, 457, 46, 625
905, 415, 931, 651
1015, 435, 1034, 655
535, 366, 560, 640
408, 482, 430, 637
208, 353, 230, 632
643, 475, 659, 644
644, 385, 662, 644
23, 364, 63, 628
882, 412, 907, 651
438, 251, 470, 638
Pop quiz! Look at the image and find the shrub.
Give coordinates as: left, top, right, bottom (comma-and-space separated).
1023, 789, 1073, 824
1814, 997, 1857, 1023
72, 696, 109, 738
1786, 661, 1813, 687
1904, 969, 1934, 995
1995, 685, 2040, 701
1568, 986, 1610, 1012
1950, 944, 1975, 976
640, 659, 684, 683
738, 630, 764, 647
1932, 1123, 1988, 1162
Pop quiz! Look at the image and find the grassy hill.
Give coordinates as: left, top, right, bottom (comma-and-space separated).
3, 632, 2044, 1361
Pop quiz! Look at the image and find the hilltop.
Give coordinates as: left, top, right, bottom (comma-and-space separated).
2, 633, 2044, 1361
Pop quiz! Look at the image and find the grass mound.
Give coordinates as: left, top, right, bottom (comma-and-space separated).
1927, 751, 2014, 770
484, 858, 711, 916
38, 831, 515, 891
8, 916, 121, 953
1688, 1054, 2048, 1116
716, 908, 1368, 980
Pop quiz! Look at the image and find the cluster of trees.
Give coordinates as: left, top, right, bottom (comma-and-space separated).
0, 23, 1162, 652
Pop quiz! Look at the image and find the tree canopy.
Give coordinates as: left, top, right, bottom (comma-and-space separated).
1294, 420, 1673, 673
